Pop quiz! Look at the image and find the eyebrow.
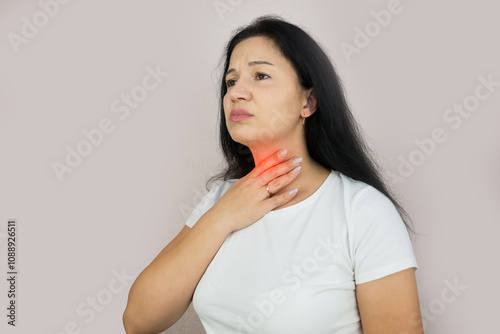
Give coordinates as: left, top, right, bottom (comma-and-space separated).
225, 61, 274, 78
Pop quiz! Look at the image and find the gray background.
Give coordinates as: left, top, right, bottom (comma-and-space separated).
1, 0, 498, 333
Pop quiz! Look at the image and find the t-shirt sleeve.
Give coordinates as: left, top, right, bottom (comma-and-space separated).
348, 185, 418, 285
184, 183, 222, 228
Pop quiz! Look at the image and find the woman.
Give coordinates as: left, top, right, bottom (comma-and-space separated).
123, 15, 424, 334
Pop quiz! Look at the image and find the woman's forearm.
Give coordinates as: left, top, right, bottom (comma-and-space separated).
123, 208, 230, 334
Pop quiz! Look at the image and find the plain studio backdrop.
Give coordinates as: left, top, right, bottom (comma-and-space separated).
1, 0, 499, 333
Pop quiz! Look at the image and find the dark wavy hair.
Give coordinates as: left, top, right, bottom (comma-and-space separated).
206, 14, 421, 239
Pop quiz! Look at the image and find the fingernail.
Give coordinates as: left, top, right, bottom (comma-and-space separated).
278, 149, 287, 158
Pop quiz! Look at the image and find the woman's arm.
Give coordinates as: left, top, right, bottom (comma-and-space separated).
122, 208, 231, 334
355, 267, 424, 333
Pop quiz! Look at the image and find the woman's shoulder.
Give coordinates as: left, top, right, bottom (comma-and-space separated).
205, 178, 237, 203
332, 170, 373, 201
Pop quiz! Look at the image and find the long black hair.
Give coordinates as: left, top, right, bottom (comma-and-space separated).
206, 14, 421, 239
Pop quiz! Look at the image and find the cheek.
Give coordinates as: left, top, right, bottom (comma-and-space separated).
223, 96, 229, 113
273, 91, 301, 115
269, 85, 300, 106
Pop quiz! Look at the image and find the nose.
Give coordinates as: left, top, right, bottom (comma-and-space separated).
227, 78, 252, 102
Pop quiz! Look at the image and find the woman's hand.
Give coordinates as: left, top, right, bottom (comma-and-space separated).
211, 149, 302, 233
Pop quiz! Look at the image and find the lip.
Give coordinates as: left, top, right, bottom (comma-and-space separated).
229, 114, 253, 122
230, 108, 253, 117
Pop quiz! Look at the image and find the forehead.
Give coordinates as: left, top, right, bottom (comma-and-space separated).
229, 36, 284, 64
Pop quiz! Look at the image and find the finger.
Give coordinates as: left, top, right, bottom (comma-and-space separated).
247, 149, 287, 178
266, 164, 301, 195
266, 186, 298, 210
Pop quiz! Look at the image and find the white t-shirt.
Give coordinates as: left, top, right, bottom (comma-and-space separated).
185, 169, 418, 334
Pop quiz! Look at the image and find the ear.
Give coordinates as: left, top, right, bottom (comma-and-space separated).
302, 87, 318, 116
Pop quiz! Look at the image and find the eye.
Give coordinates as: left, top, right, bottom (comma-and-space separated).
256, 72, 269, 80
226, 72, 270, 88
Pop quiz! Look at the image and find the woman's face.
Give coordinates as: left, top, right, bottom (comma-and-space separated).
223, 36, 314, 149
